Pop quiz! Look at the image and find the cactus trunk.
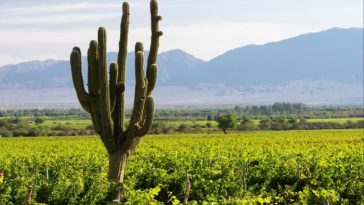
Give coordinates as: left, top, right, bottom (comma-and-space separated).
108, 148, 128, 182
70, 0, 162, 201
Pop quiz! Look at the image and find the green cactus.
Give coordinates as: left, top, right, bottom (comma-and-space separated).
70, 0, 162, 200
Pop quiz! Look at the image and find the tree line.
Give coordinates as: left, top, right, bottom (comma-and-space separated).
0, 118, 94, 137
0, 103, 362, 120
215, 114, 364, 133
0, 103, 363, 137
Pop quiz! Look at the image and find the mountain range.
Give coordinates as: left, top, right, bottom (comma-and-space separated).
0, 27, 362, 107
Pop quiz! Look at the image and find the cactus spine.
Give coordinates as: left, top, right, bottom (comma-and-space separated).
69, 0, 162, 193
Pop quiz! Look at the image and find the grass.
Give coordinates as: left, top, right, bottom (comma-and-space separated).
306, 117, 363, 123
1, 116, 362, 131
0, 129, 363, 204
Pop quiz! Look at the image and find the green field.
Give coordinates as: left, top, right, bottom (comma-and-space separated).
306, 117, 363, 123
41, 119, 91, 129
1, 116, 361, 131
168, 117, 363, 126
0, 129, 363, 204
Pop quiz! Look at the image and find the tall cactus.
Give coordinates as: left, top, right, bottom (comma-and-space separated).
70, 0, 162, 200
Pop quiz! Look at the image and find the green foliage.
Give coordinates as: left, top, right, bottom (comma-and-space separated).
0, 113, 363, 137
258, 118, 271, 130
0, 109, 91, 119
270, 117, 290, 130
0, 127, 12, 137
177, 123, 188, 132
237, 118, 256, 131
216, 114, 237, 133
1, 130, 362, 204
34, 117, 45, 124
0, 103, 363, 137
124, 186, 163, 205
299, 187, 341, 204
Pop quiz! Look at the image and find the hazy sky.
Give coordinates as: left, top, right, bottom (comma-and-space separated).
0, 0, 362, 66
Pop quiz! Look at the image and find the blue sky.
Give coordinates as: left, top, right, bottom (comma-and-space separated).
0, 0, 362, 66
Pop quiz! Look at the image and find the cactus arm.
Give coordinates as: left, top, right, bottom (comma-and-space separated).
98, 27, 116, 152
72, 47, 81, 55
146, 64, 158, 96
117, 2, 130, 82
147, 0, 162, 66
146, 0, 162, 93
134, 49, 145, 89
117, 83, 125, 96
87, 41, 102, 133
87, 49, 92, 93
128, 45, 148, 134
70, 48, 93, 113
87, 41, 103, 134
137, 96, 154, 136
114, 2, 130, 136
109, 63, 118, 113
135, 0, 162, 136
87, 41, 99, 96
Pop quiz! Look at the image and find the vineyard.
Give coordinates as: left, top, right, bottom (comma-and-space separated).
0, 129, 363, 204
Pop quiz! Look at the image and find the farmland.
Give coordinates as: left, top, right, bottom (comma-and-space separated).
0, 129, 363, 204
0, 105, 363, 136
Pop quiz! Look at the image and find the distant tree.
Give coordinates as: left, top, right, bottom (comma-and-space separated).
207, 114, 213, 121
206, 122, 212, 128
28, 127, 43, 137
150, 122, 162, 134
238, 118, 256, 131
287, 118, 297, 124
9, 118, 21, 124
162, 126, 174, 134
177, 123, 188, 132
34, 118, 44, 124
251, 105, 260, 115
271, 117, 290, 130
0, 127, 12, 137
356, 120, 364, 128
0, 120, 9, 127
234, 105, 243, 113
258, 118, 271, 130
12, 128, 28, 137
343, 120, 354, 129
216, 114, 237, 134
213, 114, 220, 121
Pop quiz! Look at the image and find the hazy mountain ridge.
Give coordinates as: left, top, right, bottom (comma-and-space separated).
0, 60, 69, 89
189, 27, 363, 86
0, 49, 205, 89
0, 28, 362, 105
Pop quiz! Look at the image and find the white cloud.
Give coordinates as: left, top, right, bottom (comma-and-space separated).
160, 22, 318, 60
2, 2, 122, 15
0, 26, 154, 65
0, 0, 362, 66
0, 1, 147, 28
1, 2, 144, 16
0, 21, 318, 66
0, 13, 121, 25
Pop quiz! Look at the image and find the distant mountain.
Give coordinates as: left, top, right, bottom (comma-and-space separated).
189, 27, 363, 86
156, 49, 205, 85
113, 49, 205, 86
0, 49, 204, 89
0, 60, 69, 89
0, 28, 362, 105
